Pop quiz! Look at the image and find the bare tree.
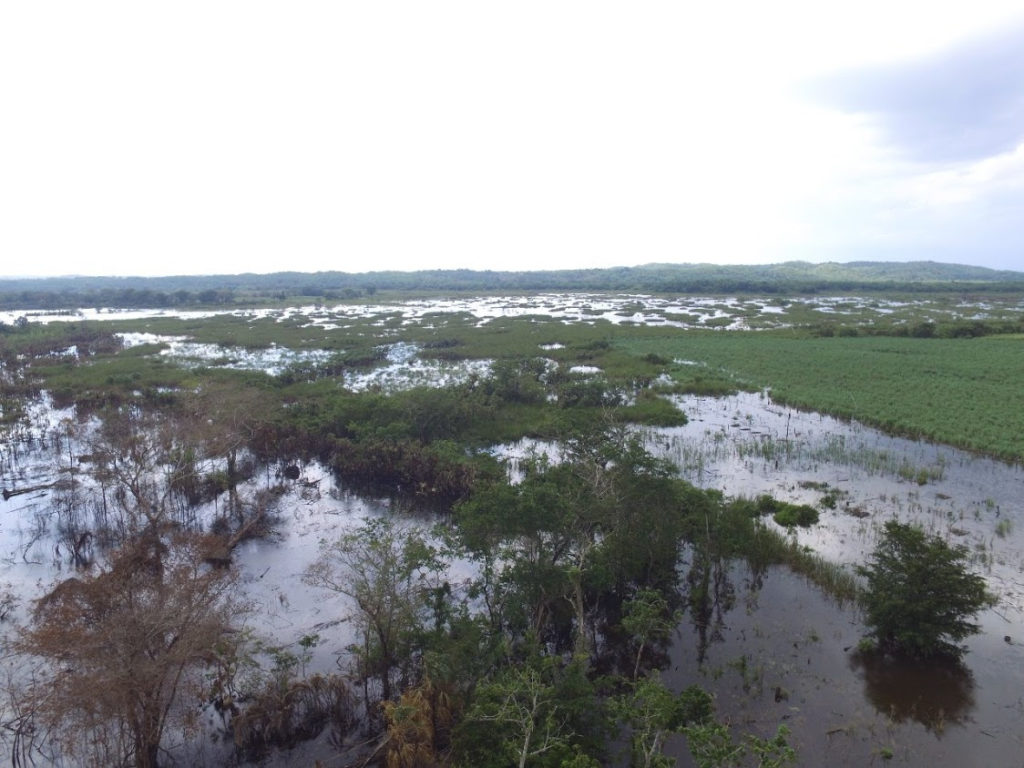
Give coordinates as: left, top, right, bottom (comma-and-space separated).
11, 531, 241, 768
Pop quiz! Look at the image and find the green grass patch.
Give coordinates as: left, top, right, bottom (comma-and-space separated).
618, 331, 1024, 462
771, 504, 820, 528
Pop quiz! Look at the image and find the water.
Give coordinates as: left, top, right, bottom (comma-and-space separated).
664, 564, 1024, 766
645, 392, 1024, 615
4, 364, 1023, 764
492, 391, 1024, 765
9, 293, 1014, 332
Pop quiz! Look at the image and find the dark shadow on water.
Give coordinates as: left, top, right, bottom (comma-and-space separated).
850, 650, 975, 732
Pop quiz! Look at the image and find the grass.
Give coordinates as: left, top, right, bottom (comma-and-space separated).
15, 298, 1024, 463
751, 526, 860, 606
619, 331, 1024, 462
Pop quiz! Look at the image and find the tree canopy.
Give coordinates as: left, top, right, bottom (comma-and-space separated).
857, 521, 995, 658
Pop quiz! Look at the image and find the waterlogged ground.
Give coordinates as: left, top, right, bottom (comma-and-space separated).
650, 392, 1024, 611
118, 332, 492, 389
499, 391, 1024, 766
664, 565, 1024, 767
4, 293, 1024, 764
649, 393, 1024, 767
0, 416, 393, 764
3, 389, 1023, 765
5, 292, 1024, 332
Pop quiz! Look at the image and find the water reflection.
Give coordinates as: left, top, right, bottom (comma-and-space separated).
685, 551, 738, 665
850, 651, 976, 732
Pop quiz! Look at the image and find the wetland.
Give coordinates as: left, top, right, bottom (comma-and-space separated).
0, 288, 1022, 767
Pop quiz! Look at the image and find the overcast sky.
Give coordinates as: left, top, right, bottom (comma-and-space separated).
2, 2, 1023, 278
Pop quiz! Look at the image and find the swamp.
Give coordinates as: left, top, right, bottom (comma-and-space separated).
0, 287, 1022, 767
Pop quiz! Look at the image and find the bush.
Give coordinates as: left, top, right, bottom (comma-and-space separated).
772, 503, 819, 528
856, 521, 995, 658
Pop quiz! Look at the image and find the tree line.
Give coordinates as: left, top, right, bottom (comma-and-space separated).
4, 260, 1024, 310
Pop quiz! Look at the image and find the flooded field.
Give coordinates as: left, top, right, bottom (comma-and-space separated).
2, 293, 1022, 765
3, 406, 1021, 764
0, 414, 390, 764
5, 292, 1024, 332
665, 565, 1024, 766
496, 390, 1024, 766
118, 333, 492, 389
645, 393, 1024, 766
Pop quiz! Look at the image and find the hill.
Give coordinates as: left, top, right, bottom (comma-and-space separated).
2, 261, 1023, 310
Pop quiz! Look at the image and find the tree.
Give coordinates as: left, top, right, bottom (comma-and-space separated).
856, 521, 995, 658
610, 675, 712, 768
683, 721, 796, 768
13, 532, 240, 768
621, 590, 682, 681
453, 655, 603, 768
303, 518, 440, 704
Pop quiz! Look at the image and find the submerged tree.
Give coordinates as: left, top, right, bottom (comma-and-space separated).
453, 654, 604, 768
13, 532, 240, 768
610, 675, 712, 768
304, 517, 440, 704
857, 521, 995, 658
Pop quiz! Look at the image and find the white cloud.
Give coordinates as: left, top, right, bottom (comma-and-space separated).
2, 1, 1024, 276
910, 143, 1024, 207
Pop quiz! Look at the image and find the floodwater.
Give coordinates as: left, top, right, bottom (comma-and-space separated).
645, 393, 1024, 767
647, 392, 1024, 616
117, 333, 494, 390
500, 391, 1024, 766
664, 564, 1024, 766
3, 348, 1024, 764
0, 426, 394, 764
8, 292, 1018, 332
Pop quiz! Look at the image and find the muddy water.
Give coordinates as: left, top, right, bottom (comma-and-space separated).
664, 564, 1024, 766
643, 393, 1024, 766
4, 383, 1023, 765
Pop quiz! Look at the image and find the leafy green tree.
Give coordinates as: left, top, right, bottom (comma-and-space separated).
856, 521, 995, 658
621, 589, 682, 681
304, 518, 440, 703
453, 655, 603, 768
611, 675, 712, 768
683, 722, 796, 768
454, 429, 690, 658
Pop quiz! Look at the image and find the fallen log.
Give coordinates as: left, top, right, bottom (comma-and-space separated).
2, 483, 54, 501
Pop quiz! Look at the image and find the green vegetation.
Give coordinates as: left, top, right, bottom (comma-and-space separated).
769, 503, 819, 528
5, 285, 1017, 766
856, 521, 996, 658
3, 260, 1024, 310
622, 332, 1024, 462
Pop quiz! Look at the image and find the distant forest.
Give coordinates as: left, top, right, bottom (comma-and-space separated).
3, 261, 1024, 310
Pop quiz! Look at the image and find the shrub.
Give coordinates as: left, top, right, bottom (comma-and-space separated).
772, 504, 819, 528
856, 521, 995, 658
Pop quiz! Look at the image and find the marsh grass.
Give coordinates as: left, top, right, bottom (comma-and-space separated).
619, 331, 1024, 462
746, 525, 861, 606
662, 429, 948, 486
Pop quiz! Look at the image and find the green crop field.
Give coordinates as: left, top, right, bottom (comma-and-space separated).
620, 331, 1024, 462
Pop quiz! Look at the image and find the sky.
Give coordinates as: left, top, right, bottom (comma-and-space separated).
2, 2, 1023, 278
